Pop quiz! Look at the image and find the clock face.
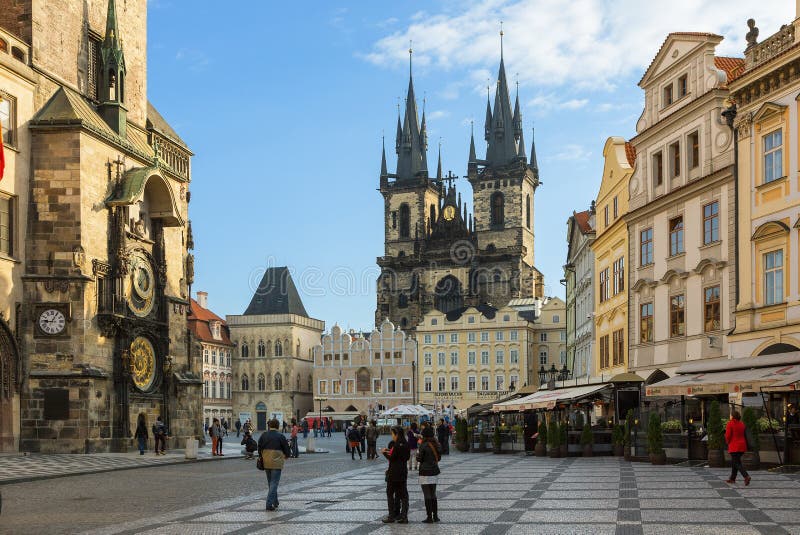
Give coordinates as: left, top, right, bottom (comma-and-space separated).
443, 205, 456, 221
128, 251, 155, 317
38, 309, 66, 335
130, 336, 157, 392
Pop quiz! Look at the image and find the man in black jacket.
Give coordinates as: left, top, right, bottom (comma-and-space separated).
436, 419, 451, 455
258, 419, 291, 511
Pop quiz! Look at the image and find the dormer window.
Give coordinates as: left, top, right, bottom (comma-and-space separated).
677, 75, 688, 98
663, 85, 673, 107
210, 321, 221, 340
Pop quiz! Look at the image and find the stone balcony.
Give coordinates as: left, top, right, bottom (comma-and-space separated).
745, 23, 798, 70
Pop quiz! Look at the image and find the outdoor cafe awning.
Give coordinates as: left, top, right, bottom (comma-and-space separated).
646, 352, 800, 397
492, 383, 611, 412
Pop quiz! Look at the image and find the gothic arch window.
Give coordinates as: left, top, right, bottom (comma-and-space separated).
296, 341, 301, 357
401, 317, 408, 329
274, 372, 283, 391
430, 204, 436, 223
434, 275, 463, 314
491, 192, 505, 227
257, 340, 266, 357
296, 374, 301, 391
241, 374, 250, 391
241, 343, 249, 358
399, 203, 411, 238
257, 373, 266, 391
274, 341, 283, 356
398, 293, 408, 309
308, 374, 313, 391
1, 319, 18, 401
526, 194, 531, 229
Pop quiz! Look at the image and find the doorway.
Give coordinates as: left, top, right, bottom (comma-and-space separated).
0, 319, 20, 451
256, 412, 267, 431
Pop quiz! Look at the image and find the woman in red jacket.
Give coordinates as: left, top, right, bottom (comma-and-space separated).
725, 411, 751, 486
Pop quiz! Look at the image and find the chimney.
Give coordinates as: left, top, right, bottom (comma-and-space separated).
196, 291, 208, 309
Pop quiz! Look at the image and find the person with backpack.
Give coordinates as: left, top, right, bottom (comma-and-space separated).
133, 413, 148, 456
152, 415, 167, 455
241, 430, 257, 459
417, 426, 442, 522
381, 425, 410, 523
348, 423, 363, 459
725, 411, 751, 486
258, 419, 291, 511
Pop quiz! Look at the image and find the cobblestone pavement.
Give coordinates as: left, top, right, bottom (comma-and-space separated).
64, 454, 800, 535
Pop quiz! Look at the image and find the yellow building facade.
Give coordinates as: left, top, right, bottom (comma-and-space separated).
591, 137, 635, 378
728, 17, 800, 357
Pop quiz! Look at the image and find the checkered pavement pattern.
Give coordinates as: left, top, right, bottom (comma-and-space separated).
78, 454, 800, 535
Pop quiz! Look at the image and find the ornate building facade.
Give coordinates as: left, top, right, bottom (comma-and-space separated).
564, 209, 596, 381
311, 320, 416, 422
228, 267, 323, 430
375, 44, 543, 331
188, 292, 234, 428
0, 0, 200, 453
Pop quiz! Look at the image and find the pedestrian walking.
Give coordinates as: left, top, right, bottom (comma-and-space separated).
290, 419, 300, 458
366, 420, 379, 459
407, 422, 420, 471
359, 421, 367, 454
204, 421, 209, 436
326, 418, 332, 437
348, 423, 363, 459
301, 418, 309, 438
725, 411, 751, 486
417, 426, 441, 523
381, 425, 410, 523
345, 422, 352, 453
436, 418, 451, 455
235, 418, 242, 437
258, 418, 291, 511
152, 415, 167, 455
134, 413, 148, 456
222, 418, 229, 437
241, 430, 257, 459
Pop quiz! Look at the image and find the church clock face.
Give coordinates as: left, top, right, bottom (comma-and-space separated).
443, 205, 456, 221
38, 309, 66, 335
127, 251, 155, 317
130, 336, 157, 392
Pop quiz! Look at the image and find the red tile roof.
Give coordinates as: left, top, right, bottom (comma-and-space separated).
714, 56, 745, 84
625, 142, 637, 167
573, 210, 593, 234
188, 298, 234, 346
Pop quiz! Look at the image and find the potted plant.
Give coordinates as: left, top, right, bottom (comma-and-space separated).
624, 409, 634, 461
581, 423, 594, 457
548, 420, 560, 458
492, 425, 502, 454
534, 421, 547, 457
455, 418, 469, 452
612, 424, 625, 457
559, 422, 568, 457
660, 419, 683, 434
647, 412, 666, 465
706, 400, 725, 468
742, 407, 760, 470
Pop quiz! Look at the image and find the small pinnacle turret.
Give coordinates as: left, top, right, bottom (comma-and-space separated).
98, 0, 127, 137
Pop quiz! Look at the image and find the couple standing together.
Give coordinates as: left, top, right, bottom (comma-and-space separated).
383, 425, 441, 524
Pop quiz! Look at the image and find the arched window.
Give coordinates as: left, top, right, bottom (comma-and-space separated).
274, 372, 283, 391
296, 374, 301, 390
274, 341, 283, 356
257, 373, 266, 391
399, 203, 411, 238
526, 194, 531, 229
430, 204, 436, 223
308, 375, 313, 391
241, 343, 249, 358
241, 374, 250, 391
491, 192, 504, 226
434, 275, 463, 314
258, 340, 266, 357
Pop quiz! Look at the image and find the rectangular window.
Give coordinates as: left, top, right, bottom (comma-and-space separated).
678, 74, 688, 98
669, 216, 684, 256
509, 330, 518, 341
424, 352, 432, 366
87, 35, 101, 101
495, 331, 504, 341
604, 205, 609, 227
540, 333, 547, 342
0, 92, 16, 147
450, 333, 458, 343
663, 84, 673, 106
481, 332, 489, 342
204, 349, 209, 364
653, 151, 664, 186
599, 335, 610, 369
319, 380, 328, 395
612, 329, 624, 366
613, 196, 618, 219
437, 352, 445, 366
670, 141, 680, 178
553, 315, 560, 324
450, 376, 459, 391
332, 379, 341, 394
495, 349, 504, 365
374, 352, 380, 362
510, 349, 519, 364
401, 378, 410, 393
640, 228, 653, 266
481, 350, 489, 365
481, 376, 489, 391
423, 334, 432, 344
204, 381, 209, 398
703, 201, 719, 245
372, 378, 382, 394
764, 129, 783, 183
424, 377, 432, 392
438, 376, 445, 392
496, 375, 504, 391
539, 350, 548, 366
468, 376, 476, 391
227, 352, 231, 367
0, 196, 13, 256
599, 268, 610, 302
670, 294, 685, 337
612, 258, 625, 295
437, 334, 445, 344
688, 131, 699, 169
640, 302, 653, 343
560, 350, 567, 365
386, 379, 396, 393
764, 250, 784, 305
510, 375, 519, 389
468, 351, 476, 365
704, 286, 720, 332
468, 332, 476, 342
211, 350, 216, 365
346, 379, 355, 394
450, 351, 458, 366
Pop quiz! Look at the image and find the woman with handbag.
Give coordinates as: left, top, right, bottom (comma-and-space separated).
381, 426, 410, 524
417, 426, 442, 523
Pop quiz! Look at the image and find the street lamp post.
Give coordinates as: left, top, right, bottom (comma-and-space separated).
314, 397, 327, 431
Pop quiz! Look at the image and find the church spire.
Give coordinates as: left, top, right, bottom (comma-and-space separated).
380, 136, 388, 179
436, 140, 442, 180
517, 124, 527, 161
485, 26, 518, 169
468, 121, 478, 178
98, 0, 127, 137
395, 103, 402, 155
513, 80, 522, 141
529, 126, 539, 177
483, 88, 492, 142
395, 44, 427, 181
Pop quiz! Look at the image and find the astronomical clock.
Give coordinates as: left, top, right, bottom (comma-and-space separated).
126, 250, 157, 318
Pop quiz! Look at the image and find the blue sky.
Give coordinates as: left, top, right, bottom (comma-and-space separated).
146, 0, 791, 330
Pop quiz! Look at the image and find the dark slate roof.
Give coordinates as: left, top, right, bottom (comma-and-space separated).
243, 267, 309, 317
445, 303, 497, 322
147, 101, 189, 149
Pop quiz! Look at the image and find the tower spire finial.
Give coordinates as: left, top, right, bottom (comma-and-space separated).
500, 21, 504, 59
409, 40, 413, 78
436, 138, 443, 180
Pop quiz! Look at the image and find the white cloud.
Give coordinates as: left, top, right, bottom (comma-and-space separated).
528, 94, 588, 112
429, 110, 450, 120
551, 144, 592, 161
365, 0, 792, 89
